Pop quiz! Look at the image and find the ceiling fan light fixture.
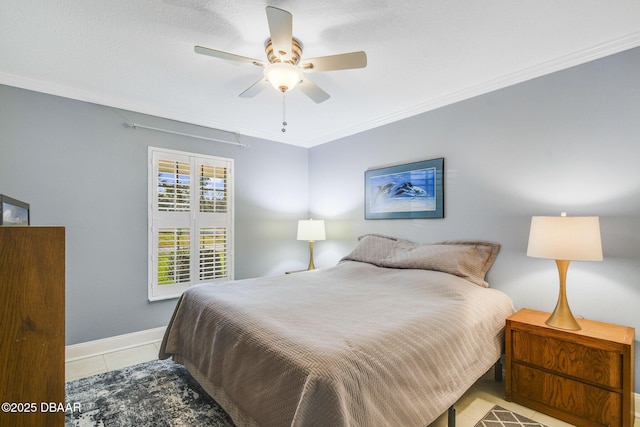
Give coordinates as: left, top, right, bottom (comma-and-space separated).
264, 63, 303, 92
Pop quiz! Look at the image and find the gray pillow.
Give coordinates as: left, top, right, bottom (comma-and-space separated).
340, 234, 399, 266
380, 240, 500, 287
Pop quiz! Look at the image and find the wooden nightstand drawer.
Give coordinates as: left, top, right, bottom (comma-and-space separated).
505, 308, 634, 427
512, 330, 623, 389
512, 364, 622, 426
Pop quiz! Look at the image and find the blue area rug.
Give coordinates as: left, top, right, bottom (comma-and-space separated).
65, 359, 233, 427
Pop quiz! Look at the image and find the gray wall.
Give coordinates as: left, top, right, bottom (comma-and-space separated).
0, 84, 310, 344
308, 47, 640, 390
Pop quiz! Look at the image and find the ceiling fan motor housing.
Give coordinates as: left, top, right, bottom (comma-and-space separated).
265, 38, 303, 65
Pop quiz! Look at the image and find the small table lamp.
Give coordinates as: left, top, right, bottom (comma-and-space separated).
527, 213, 603, 330
297, 219, 326, 270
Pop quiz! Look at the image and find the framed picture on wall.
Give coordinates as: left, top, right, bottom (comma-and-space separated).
0, 195, 30, 226
365, 158, 444, 219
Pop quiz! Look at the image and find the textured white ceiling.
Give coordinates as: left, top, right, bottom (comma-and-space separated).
2, 1, 640, 147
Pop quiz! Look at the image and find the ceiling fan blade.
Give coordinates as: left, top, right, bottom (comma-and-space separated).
239, 77, 270, 98
300, 51, 367, 72
265, 6, 293, 61
297, 77, 330, 103
195, 46, 265, 67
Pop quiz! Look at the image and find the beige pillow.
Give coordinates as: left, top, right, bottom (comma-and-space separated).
340, 234, 399, 266
380, 240, 500, 287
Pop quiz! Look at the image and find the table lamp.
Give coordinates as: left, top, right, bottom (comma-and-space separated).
526, 213, 602, 330
297, 219, 325, 270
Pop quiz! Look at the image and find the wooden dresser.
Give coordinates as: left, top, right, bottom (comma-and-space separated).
0, 226, 65, 426
505, 308, 635, 427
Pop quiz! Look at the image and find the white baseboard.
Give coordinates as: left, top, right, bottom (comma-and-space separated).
65, 326, 166, 362
636, 393, 640, 420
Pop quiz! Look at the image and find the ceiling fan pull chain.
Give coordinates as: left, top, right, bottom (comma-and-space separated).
281, 92, 287, 132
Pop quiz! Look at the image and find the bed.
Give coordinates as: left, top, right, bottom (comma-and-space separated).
159, 234, 515, 426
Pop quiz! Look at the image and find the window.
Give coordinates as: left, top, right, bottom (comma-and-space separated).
148, 147, 233, 300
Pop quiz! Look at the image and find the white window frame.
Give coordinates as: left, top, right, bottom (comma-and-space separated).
148, 146, 234, 301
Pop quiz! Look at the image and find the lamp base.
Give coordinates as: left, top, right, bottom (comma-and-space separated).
545, 305, 581, 330
306, 241, 315, 270
545, 260, 581, 331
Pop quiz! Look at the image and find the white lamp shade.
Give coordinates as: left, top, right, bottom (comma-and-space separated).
264, 63, 303, 92
297, 219, 326, 241
527, 215, 603, 261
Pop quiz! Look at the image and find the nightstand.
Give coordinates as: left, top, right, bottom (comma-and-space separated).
505, 308, 635, 427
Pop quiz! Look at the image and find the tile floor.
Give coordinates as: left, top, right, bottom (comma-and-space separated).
66, 344, 638, 427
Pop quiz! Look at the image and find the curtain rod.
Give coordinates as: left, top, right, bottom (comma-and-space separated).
125, 122, 250, 148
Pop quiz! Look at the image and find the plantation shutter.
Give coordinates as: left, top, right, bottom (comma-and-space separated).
149, 148, 233, 301
196, 157, 231, 282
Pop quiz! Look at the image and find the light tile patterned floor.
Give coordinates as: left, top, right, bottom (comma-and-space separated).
66, 345, 638, 427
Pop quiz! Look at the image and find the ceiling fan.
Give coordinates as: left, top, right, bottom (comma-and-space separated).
194, 6, 367, 104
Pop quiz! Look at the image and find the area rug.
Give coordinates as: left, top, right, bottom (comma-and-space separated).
475, 405, 547, 427
65, 358, 234, 427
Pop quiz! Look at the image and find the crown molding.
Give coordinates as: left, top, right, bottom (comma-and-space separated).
2, 31, 640, 148
304, 31, 640, 147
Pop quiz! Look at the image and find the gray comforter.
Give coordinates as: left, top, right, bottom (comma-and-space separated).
160, 260, 514, 426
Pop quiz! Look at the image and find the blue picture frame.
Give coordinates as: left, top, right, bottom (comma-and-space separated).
365, 158, 444, 219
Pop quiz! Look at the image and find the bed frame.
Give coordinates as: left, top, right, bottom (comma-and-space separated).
448, 358, 503, 427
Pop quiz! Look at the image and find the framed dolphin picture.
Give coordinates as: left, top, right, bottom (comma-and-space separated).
365, 158, 444, 219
